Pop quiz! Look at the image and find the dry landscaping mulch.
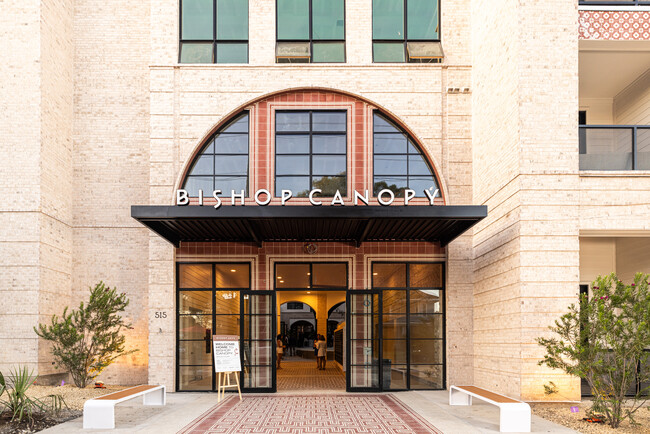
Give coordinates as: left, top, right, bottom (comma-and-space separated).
531, 401, 650, 434
0, 384, 126, 433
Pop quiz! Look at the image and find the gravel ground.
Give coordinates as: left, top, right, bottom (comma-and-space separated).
531, 401, 650, 434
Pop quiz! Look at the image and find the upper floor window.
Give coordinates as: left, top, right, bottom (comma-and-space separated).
373, 113, 439, 197
180, 0, 249, 64
275, 111, 347, 197
182, 113, 249, 196
372, 0, 442, 63
276, 0, 345, 63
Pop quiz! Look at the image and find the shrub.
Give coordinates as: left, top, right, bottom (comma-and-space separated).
0, 366, 65, 424
34, 281, 137, 388
537, 273, 650, 428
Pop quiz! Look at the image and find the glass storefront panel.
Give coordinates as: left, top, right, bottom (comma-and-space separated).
410, 314, 442, 339
179, 264, 212, 288
179, 315, 211, 340
179, 340, 212, 365
243, 315, 272, 340
350, 339, 378, 365
179, 291, 212, 315
382, 314, 407, 339
177, 263, 253, 392
215, 264, 249, 288
213, 315, 240, 335
276, 264, 310, 288
371, 262, 445, 391
410, 365, 443, 389
312, 263, 347, 288
382, 290, 406, 313
349, 293, 378, 314
214, 291, 240, 314
244, 366, 272, 388
178, 366, 212, 391
410, 289, 442, 313
349, 364, 379, 389
382, 339, 407, 364
373, 263, 406, 288
409, 263, 442, 288
244, 294, 273, 315
384, 364, 408, 390
410, 339, 443, 364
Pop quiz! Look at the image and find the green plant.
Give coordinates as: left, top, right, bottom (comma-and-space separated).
34, 281, 138, 388
543, 381, 559, 396
0, 366, 65, 424
537, 273, 650, 428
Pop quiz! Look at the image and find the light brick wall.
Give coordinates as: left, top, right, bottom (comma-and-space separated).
71, 0, 151, 385
472, 0, 581, 401
0, 0, 75, 377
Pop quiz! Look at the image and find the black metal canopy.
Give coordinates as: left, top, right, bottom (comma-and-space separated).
131, 205, 487, 248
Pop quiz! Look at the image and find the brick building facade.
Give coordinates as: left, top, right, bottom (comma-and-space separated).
1, 0, 649, 401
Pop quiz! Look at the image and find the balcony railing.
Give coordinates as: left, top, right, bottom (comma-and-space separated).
579, 1, 650, 5
579, 125, 650, 171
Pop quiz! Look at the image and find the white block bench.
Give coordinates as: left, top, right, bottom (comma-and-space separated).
83, 384, 166, 429
449, 385, 531, 433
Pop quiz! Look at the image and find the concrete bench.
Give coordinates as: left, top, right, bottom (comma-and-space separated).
83, 384, 166, 429
449, 385, 531, 433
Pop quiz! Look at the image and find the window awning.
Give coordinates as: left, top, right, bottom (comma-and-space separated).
131, 205, 487, 248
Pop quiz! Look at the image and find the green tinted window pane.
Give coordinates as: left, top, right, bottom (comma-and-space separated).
180, 43, 213, 63
182, 0, 214, 40
407, 0, 438, 40
312, 0, 344, 40
277, 0, 309, 40
313, 42, 345, 63
216, 43, 248, 63
373, 0, 404, 39
373, 42, 405, 62
217, 0, 248, 40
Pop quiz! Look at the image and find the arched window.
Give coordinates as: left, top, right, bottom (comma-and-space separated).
373, 113, 438, 197
182, 112, 249, 197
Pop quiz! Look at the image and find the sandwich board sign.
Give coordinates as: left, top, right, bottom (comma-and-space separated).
213, 335, 241, 373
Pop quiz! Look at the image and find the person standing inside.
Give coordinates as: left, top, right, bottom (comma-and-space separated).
317, 334, 328, 370
276, 334, 284, 369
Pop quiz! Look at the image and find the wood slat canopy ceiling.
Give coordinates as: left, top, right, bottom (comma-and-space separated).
131, 205, 487, 248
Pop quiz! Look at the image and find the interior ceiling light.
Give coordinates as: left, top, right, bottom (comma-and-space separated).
280, 280, 284, 283
277, 276, 282, 279
230, 269, 236, 272
373, 272, 378, 276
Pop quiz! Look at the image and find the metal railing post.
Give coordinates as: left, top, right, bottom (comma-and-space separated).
633, 126, 638, 170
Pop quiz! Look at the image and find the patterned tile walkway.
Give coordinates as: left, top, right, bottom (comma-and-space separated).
277, 360, 346, 391
178, 394, 443, 433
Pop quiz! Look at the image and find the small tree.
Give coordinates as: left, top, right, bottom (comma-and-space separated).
34, 282, 137, 388
537, 273, 650, 428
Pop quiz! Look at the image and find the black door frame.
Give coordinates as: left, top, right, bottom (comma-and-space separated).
240, 289, 277, 393
346, 289, 382, 392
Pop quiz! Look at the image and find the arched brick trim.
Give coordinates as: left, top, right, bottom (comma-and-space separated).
175, 87, 448, 205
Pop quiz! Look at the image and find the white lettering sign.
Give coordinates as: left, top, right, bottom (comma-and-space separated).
176, 188, 442, 206
213, 335, 241, 373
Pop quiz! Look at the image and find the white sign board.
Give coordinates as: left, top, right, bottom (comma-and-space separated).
213, 335, 241, 373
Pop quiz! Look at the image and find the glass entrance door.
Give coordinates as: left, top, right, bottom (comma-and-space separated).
346, 291, 380, 392
241, 290, 276, 392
